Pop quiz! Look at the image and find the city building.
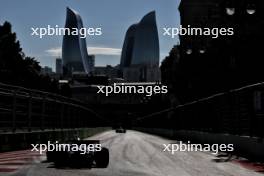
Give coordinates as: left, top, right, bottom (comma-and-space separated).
160, 45, 180, 88
122, 65, 160, 82
41, 66, 53, 75
94, 65, 119, 79
88, 54, 95, 73
179, 0, 221, 57
62, 7, 91, 77
120, 11, 160, 82
56, 58, 63, 75
177, 0, 264, 101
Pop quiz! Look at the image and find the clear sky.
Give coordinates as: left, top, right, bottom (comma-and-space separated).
0, 0, 180, 71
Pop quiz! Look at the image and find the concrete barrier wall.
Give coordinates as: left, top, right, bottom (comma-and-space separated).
0, 127, 110, 152
135, 128, 264, 161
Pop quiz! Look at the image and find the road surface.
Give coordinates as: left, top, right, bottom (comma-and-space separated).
0, 130, 263, 176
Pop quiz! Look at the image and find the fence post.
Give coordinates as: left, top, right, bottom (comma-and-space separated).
12, 90, 17, 132
60, 103, 64, 130
41, 95, 46, 131
28, 93, 32, 132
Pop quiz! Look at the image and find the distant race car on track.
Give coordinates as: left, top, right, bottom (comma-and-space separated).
115, 127, 126, 133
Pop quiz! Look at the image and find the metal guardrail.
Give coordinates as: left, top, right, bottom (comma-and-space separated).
136, 82, 264, 138
0, 82, 104, 132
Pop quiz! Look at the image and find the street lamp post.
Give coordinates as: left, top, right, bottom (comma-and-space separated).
186, 49, 193, 55
226, 7, 235, 16
246, 3, 256, 15
225, 0, 257, 16
225, 0, 235, 16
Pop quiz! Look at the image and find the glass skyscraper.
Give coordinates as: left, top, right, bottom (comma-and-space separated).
120, 11, 160, 68
120, 11, 160, 82
62, 7, 90, 76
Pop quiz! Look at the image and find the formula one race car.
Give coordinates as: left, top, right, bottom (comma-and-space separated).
115, 127, 126, 133
46, 140, 109, 168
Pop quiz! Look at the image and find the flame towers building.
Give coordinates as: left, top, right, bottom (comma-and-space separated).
120, 11, 160, 82
62, 7, 90, 77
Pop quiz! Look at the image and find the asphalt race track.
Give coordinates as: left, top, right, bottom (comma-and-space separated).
1, 130, 263, 176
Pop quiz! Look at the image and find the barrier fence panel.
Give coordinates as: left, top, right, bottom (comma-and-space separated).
135, 83, 264, 139
0, 83, 105, 132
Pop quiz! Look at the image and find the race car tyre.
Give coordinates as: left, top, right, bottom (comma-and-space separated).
94, 147, 109, 168
46, 151, 55, 162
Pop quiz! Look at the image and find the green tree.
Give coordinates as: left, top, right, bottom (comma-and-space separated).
0, 21, 59, 93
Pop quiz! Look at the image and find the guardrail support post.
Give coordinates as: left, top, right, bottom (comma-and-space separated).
28, 93, 32, 132
41, 96, 46, 131
60, 103, 64, 129
12, 91, 17, 132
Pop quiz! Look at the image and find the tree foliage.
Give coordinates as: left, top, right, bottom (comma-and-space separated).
0, 21, 59, 93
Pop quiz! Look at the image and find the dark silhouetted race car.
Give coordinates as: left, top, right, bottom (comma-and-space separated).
46, 140, 109, 168
115, 127, 126, 133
